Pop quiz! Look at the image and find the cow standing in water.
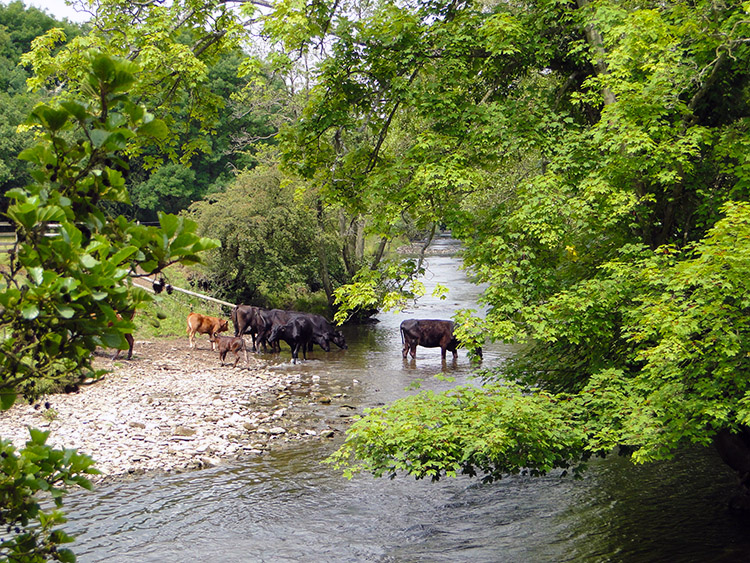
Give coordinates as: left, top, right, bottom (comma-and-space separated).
400, 319, 482, 360
267, 315, 314, 364
187, 312, 229, 350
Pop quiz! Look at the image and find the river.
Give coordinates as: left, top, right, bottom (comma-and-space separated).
62, 236, 748, 562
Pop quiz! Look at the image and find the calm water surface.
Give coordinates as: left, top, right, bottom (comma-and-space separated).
63, 237, 749, 562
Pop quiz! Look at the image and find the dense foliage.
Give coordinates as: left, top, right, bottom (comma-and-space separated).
0, 53, 217, 559
0, 1, 83, 210
257, 0, 750, 495
189, 163, 342, 308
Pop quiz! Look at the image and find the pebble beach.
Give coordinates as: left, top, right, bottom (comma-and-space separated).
0, 338, 353, 482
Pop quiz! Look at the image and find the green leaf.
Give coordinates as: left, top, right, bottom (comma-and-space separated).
56, 548, 77, 563
90, 129, 110, 148
137, 119, 169, 140
56, 305, 76, 319
0, 391, 17, 410
38, 106, 69, 131
28, 266, 44, 285
159, 214, 180, 238
22, 304, 40, 320
59, 101, 88, 121
28, 427, 50, 445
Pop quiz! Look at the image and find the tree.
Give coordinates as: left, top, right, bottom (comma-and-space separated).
130, 162, 199, 216
0, 1, 84, 209
264, 0, 750, 501
19, 0, 266, 165
0, 52, 218, 559
188, 162, 341, 308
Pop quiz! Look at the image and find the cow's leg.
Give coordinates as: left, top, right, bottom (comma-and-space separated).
291, 343, 299, 364
257, 329, 267, 352
125, 333, 134, 360
441, 346, 447, 359
402, 340, 409, 358
409, 343, 417, 358
232, 349, 240, 367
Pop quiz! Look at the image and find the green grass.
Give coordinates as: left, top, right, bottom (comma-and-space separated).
134, 265, 232, 338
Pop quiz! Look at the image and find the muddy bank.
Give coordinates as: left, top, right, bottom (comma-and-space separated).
0, 338, 357, 482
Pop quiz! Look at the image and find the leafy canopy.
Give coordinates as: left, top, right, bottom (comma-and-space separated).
261, 0, 750, 480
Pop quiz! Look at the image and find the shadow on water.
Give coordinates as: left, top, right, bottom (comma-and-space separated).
62, 236, 750, 562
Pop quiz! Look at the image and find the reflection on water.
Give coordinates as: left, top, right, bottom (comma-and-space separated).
62, 237, 747, 562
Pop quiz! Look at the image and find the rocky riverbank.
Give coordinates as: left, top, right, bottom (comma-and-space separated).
0, 338, 355, 483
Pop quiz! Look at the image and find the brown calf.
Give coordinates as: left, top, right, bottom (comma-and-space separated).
187, 312, 229, 350
214, 335, 249, 367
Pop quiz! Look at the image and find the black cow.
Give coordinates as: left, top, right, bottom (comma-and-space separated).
232, 305, 268, 352
400, 319, 479, 360
267, 315, 313, 364
234, 306, 348, 354
300, 313, 347, 352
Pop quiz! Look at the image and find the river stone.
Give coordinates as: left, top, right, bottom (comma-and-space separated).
174, 426, 197, 437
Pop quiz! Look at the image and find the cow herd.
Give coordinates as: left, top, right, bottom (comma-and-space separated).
180, 306, 478, 368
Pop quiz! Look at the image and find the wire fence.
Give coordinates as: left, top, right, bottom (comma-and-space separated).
0, 222, 233, 314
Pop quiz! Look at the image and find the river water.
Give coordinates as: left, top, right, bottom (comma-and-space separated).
63, 237, 748, 562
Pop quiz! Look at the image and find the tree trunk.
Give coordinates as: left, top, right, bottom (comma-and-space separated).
370, 236, 388, 270
316, 200, 334, 305
576, 0, 616, 107
415, 222, 437, 274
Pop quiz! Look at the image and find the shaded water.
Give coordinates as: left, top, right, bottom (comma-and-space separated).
63, 237, 748, 562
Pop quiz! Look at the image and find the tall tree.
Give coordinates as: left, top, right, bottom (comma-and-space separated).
188, 162, 343, 308
264, 0, 750, 502
0, 1, 84, 209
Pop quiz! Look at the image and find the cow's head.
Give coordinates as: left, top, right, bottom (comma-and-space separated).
331, 330, 347, 350
268, 325, 282, 344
